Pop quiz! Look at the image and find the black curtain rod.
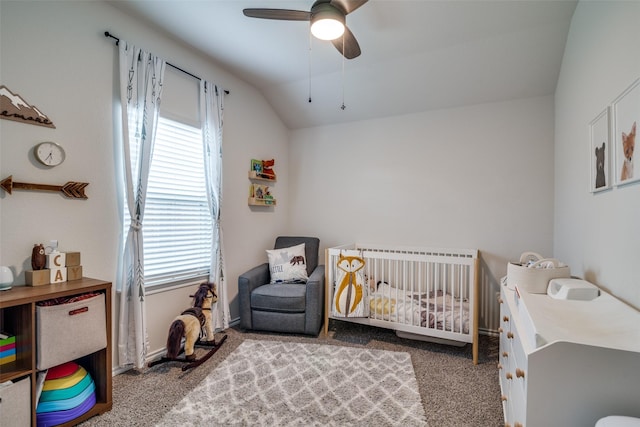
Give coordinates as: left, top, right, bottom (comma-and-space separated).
104, 31, 229, 95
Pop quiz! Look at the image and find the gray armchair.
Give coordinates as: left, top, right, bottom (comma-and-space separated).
238, 236, 324, 336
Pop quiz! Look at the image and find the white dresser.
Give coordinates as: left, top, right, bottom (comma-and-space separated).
498, 283, 640, 427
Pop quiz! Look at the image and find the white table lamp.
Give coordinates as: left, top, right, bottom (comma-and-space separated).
0, 266, 14, 290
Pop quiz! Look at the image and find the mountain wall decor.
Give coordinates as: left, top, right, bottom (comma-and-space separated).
0, 85, 55, 128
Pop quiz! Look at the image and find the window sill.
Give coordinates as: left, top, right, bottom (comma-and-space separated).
145, 276, 210, 296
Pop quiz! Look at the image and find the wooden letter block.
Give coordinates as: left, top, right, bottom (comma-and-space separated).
50, 267, 67, 284
67, 265, 83, 281
46, 252, 66, 269
65, 252, 81, 267
26, 270, 50, 286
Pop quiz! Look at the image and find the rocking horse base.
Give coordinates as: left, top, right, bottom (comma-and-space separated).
148, 334, 228, 371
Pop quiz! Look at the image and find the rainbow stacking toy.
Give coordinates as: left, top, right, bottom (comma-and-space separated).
36, 361, 96, 427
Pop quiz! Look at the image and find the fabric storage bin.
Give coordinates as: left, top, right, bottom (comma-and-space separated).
0, 376, 31, 426
507, 261, 570, 293
506, 253, 570, 294
36, 293, 107, 370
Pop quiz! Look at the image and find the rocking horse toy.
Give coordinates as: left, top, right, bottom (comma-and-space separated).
148, 282, 227, 371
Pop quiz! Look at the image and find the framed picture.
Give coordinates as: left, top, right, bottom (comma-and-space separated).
612, 78, 640, 186
589, 107, 611, 192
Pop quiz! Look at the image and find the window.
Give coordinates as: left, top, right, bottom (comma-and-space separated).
141, 116, 212, 287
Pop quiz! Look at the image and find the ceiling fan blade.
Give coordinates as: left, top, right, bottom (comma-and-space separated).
330, 0, 368, 15
331, 26, 361, 59
243, 8, 311, 21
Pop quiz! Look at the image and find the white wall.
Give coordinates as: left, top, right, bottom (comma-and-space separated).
0, 1, 289, 361
4, 0, 604, 368
554, 1, 640, 310
289, 96, 556, 331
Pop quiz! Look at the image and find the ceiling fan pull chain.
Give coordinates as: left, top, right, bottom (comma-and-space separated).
341, 35, 346, 110
308, 30, 313, 103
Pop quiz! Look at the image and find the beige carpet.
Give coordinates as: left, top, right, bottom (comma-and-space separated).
80, 321, 503, 426
157, 339, 427, 426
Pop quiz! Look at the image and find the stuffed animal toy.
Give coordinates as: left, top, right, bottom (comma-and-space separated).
165, 282, 217, 361
261, 158, 276, 179
31, 243, 46, 270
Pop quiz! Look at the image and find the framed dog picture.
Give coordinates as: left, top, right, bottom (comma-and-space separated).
612, 78, 639, 187
589, 107, 611, 193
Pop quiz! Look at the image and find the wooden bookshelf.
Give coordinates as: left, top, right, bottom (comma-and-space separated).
248, 170, 276, 206
0, 278, 112, 426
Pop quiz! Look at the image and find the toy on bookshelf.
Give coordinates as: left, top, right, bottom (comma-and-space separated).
25, 248, 83, 286
0, 332, 17, 365
254, 184, 268, 199
261, 159, 276, 179
250, 159, 276, 180
36, 361, 97, 426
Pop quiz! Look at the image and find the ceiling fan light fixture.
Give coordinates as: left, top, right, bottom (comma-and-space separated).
310, 5, 345, 40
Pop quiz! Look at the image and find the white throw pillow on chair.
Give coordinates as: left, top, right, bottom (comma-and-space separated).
266, 243, 308, 283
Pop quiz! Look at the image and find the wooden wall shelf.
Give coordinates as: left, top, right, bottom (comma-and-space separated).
248, 197, 276, 206
248, 170, 276, 182
248, 167, 276, 206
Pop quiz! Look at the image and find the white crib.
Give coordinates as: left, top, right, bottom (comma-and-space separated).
325, 243, 480, 364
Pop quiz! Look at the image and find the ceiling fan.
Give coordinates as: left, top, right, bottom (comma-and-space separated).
243, 0, 368, 59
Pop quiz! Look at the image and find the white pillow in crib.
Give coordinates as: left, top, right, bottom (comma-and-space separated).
266, 243, 308, 283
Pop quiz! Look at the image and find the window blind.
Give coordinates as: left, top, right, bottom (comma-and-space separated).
143, 116, 212, 287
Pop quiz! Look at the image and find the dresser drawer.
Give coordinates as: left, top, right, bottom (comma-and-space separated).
511, 332, 528, 400
500, 286, 528, 427
510, 376, 526, 427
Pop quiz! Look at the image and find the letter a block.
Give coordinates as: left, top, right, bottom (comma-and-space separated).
50, 267, 67, 284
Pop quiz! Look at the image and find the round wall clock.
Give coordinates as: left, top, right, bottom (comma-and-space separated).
34, 141, 65, 167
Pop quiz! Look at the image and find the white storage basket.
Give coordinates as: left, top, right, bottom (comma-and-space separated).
507, 253, 570, 293
36, 293, 107, 370
0, 376, 30, 425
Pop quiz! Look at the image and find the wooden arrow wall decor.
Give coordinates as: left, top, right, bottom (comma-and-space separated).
1, 176, 88, 199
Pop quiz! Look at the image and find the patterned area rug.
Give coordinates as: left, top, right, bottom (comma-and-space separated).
157, 339, 427, 426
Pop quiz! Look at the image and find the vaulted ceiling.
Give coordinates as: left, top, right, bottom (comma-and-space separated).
107, 0, 577, 129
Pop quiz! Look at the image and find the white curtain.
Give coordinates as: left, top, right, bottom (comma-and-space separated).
201, 80, 230, 330
116, 41, 166, 369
